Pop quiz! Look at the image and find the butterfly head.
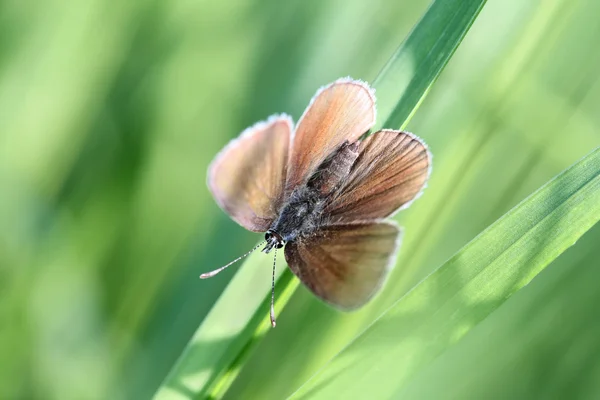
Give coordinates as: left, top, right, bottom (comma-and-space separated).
262, 230, 285, 254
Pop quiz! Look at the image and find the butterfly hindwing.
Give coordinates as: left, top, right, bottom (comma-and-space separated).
207, 115, 291, 232
285, 78, 376, 192
326, 130, 430, 223
284, 221, 401, 310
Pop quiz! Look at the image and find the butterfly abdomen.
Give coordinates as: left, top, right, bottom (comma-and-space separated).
307, 141, 359, 196
271, 141, 359, 242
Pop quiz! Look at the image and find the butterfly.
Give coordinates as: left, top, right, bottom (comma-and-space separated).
202, 78, 431, 327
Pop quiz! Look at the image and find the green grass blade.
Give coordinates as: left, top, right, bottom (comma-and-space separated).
290, 146, 600, 399
373, 0, 486, 130
154, 254, 297, 400
154, 0, 487, 398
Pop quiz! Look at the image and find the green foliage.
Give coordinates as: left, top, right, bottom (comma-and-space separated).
292, 145, 600, 398
156, 0, 486, 398
1, 0, 599, 399
373, 0, 486, 129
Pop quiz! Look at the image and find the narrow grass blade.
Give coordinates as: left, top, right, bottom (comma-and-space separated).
373, 0, 487, 130
291, 146, 600, 399
154, 254, 296, 400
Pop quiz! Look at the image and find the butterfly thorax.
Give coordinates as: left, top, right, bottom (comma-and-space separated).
263, 141, 359, 253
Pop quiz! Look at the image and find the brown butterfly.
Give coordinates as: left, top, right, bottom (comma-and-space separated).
202, 78, 431, 327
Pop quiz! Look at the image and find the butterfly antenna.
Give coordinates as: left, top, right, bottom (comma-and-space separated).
200, 241, 265, 279
270, 250, 277, 328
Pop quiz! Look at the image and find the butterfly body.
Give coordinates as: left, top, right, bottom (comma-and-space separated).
205, 78, 431, 321
264, 140, 360, 253
264, 185, 323, 251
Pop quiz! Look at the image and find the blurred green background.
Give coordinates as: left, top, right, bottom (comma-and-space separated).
1, 0, 600, 399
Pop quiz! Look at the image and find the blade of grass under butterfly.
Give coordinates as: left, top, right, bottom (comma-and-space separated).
372, 0, 487, 131
289, 146, 600, 399
153, 253, 297, 400
153, 0, 487, 398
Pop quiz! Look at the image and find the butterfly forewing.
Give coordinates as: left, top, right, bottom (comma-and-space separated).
285, 78, 376, 191
284, 221, 401, 310
208, 115, 291, 232
326, 130, 430, 223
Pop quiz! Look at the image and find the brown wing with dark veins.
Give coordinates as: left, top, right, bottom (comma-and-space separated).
284, 221, 401, 310
207, 115, 291, 232
285, 78, 376, 192
325, 130, 430, 224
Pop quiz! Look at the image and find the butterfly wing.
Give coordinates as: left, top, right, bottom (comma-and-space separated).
326, 130, 431, 223
286, 78, 376, 191
208, 115, 292, 232
284, 221, 401, 310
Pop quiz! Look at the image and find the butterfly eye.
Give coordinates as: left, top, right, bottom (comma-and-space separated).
275, 242, 284, 249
